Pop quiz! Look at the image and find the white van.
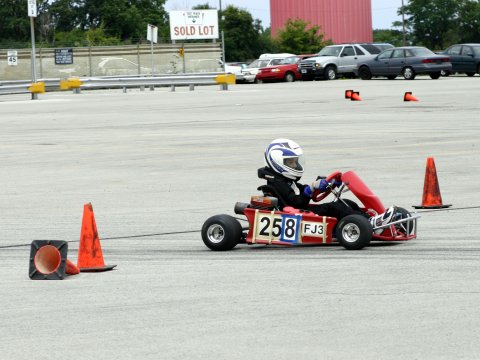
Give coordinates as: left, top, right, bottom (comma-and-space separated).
242, 53, 295, 83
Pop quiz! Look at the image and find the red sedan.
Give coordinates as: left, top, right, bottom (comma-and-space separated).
256, 54, 315, 83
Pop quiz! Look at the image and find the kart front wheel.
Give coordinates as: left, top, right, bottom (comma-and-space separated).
201, 214, 242, 251
337, 215, 372, 250
394, 207, 415, 236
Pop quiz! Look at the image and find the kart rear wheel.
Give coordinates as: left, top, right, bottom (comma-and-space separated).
337, 215, 372, 250
394, 207, 414, 236
202, 214, 242, 251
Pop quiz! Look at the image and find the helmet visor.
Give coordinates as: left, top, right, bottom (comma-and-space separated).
283, 155, 304, 172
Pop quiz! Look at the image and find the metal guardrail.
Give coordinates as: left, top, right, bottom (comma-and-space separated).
0, 73, 236, 97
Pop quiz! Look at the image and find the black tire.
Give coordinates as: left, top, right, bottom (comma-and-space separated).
466, 72, 475, 77
358, 66, 372, 80
402, 67, 416, 80
387, 75, 397, 80
284, 72, 295, 82
441, 70, 450, 77
394, 207, 414, 236
337, 215, 372, 250
324, 65, 337, 80
477, 64, 480, 75
430, 72, 441, 79
201, 215, 242, 251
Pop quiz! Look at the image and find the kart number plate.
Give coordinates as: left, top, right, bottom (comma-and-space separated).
254, 212, 301, 244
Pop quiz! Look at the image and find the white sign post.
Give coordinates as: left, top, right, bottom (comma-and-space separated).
147, 24, 158, 75
7, 51, 18, 66
169, 10, 219, 40
28, 0, 38, 99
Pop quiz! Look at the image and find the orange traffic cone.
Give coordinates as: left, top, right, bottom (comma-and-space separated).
345, 89, 353, 99
404, 92, 419, 101
77, 203, 116, 272
29, 240, 80, 280
350, 91, 362, 101
413, 157, 452, 209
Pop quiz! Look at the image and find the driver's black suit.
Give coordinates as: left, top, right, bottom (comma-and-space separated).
258, 166, 367, 221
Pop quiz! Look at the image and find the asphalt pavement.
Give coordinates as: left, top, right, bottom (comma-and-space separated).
1, 75, 480, 359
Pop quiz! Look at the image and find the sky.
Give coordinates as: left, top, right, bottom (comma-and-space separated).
164, 0, 403, 30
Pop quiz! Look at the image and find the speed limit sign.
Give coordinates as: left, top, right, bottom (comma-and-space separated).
7, 51, 18, 66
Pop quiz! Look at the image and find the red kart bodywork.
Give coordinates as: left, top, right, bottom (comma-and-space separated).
243, 171, 417, 246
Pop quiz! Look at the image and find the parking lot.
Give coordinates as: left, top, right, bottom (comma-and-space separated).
1, 76, 480, 359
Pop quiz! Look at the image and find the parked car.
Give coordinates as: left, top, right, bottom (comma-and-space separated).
241, 53, 295, 83
438, 43, 480, 76
256, 54, 315, 83
297, 43, 386, 80
355, 46, 452, 80
220, 60, 247, 82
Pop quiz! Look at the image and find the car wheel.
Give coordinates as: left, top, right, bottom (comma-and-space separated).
440, 70, 450, 77
466, 72, 475, 77
387, 75, 397, 80
284, 72, 295, 82
324, 65, 337, 80
337, 215, 372, 250
201, 214, 242, 251
430, 72, 441, 79
477, 64, 480, 75
394, 207, 415, 236
358, 66, 372, 80
402, 67, 416, 80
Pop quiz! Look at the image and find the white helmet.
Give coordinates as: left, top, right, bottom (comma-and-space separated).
265, 138, 305, 180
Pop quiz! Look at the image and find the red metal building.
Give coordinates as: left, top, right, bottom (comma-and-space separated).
270, 0, 373, 44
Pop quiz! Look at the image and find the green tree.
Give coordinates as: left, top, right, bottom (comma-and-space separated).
458, 0, 480, 43
373, 28, 404, 47
221, 5, 264, 61
402, 0, 463, 49
274, 19, 331, 54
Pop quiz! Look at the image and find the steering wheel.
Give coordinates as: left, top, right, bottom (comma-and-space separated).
312, 171, 342, 202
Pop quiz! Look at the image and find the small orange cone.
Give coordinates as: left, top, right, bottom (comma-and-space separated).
413, 157, 452, 209
77, 203, 116, 272
350, 91, 362, 101
29, 240, 79, 280
345, 89, 353, 99
404, 92, 419, 101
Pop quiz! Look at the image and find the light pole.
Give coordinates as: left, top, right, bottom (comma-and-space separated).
401, 0, 407, 45
219, 0, 226, 71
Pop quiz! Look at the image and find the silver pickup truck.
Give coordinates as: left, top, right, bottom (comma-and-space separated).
297, 43, 392, 80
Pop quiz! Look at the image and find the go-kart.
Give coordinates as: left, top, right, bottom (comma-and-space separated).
201, 171, 420, 251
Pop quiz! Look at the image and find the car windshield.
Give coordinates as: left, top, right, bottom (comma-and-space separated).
318, 47, 341, 57
410, 48, 435, 56
473, 46, 480, 56
280, 56, 300, 65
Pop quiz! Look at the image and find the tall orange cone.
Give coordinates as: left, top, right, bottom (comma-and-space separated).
404, 92, 419, 101
77, 203, 116, 272
345, 89, 353, 99
413, 157, 452, 209
350, 91, 362, 101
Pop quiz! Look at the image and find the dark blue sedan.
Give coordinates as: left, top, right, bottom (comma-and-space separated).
356, 46, 452, 80
439, 43, 480, 76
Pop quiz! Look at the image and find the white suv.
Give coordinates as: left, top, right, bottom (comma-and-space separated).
297, 44, 391, 80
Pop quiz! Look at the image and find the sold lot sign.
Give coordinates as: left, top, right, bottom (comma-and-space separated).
169, 10, 219, 40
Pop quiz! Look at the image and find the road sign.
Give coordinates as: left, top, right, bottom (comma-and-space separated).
28, 0, 37, 17
7, 51, 18, 66
147, 24, 158, 44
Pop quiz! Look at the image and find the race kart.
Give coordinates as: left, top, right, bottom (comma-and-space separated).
201, 171, 420, 251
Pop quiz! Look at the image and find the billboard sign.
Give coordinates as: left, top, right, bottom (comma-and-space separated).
169, 10, 219, 40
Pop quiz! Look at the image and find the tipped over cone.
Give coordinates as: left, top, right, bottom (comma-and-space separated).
413, 157, 452, 209
29, 240, 79, 280
345, 89, 353, 99
350, 91, 362, 101
404, 92, 419, 101
77, 203, 116, 272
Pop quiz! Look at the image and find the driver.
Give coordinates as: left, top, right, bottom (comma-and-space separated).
258, 138, 396, 228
